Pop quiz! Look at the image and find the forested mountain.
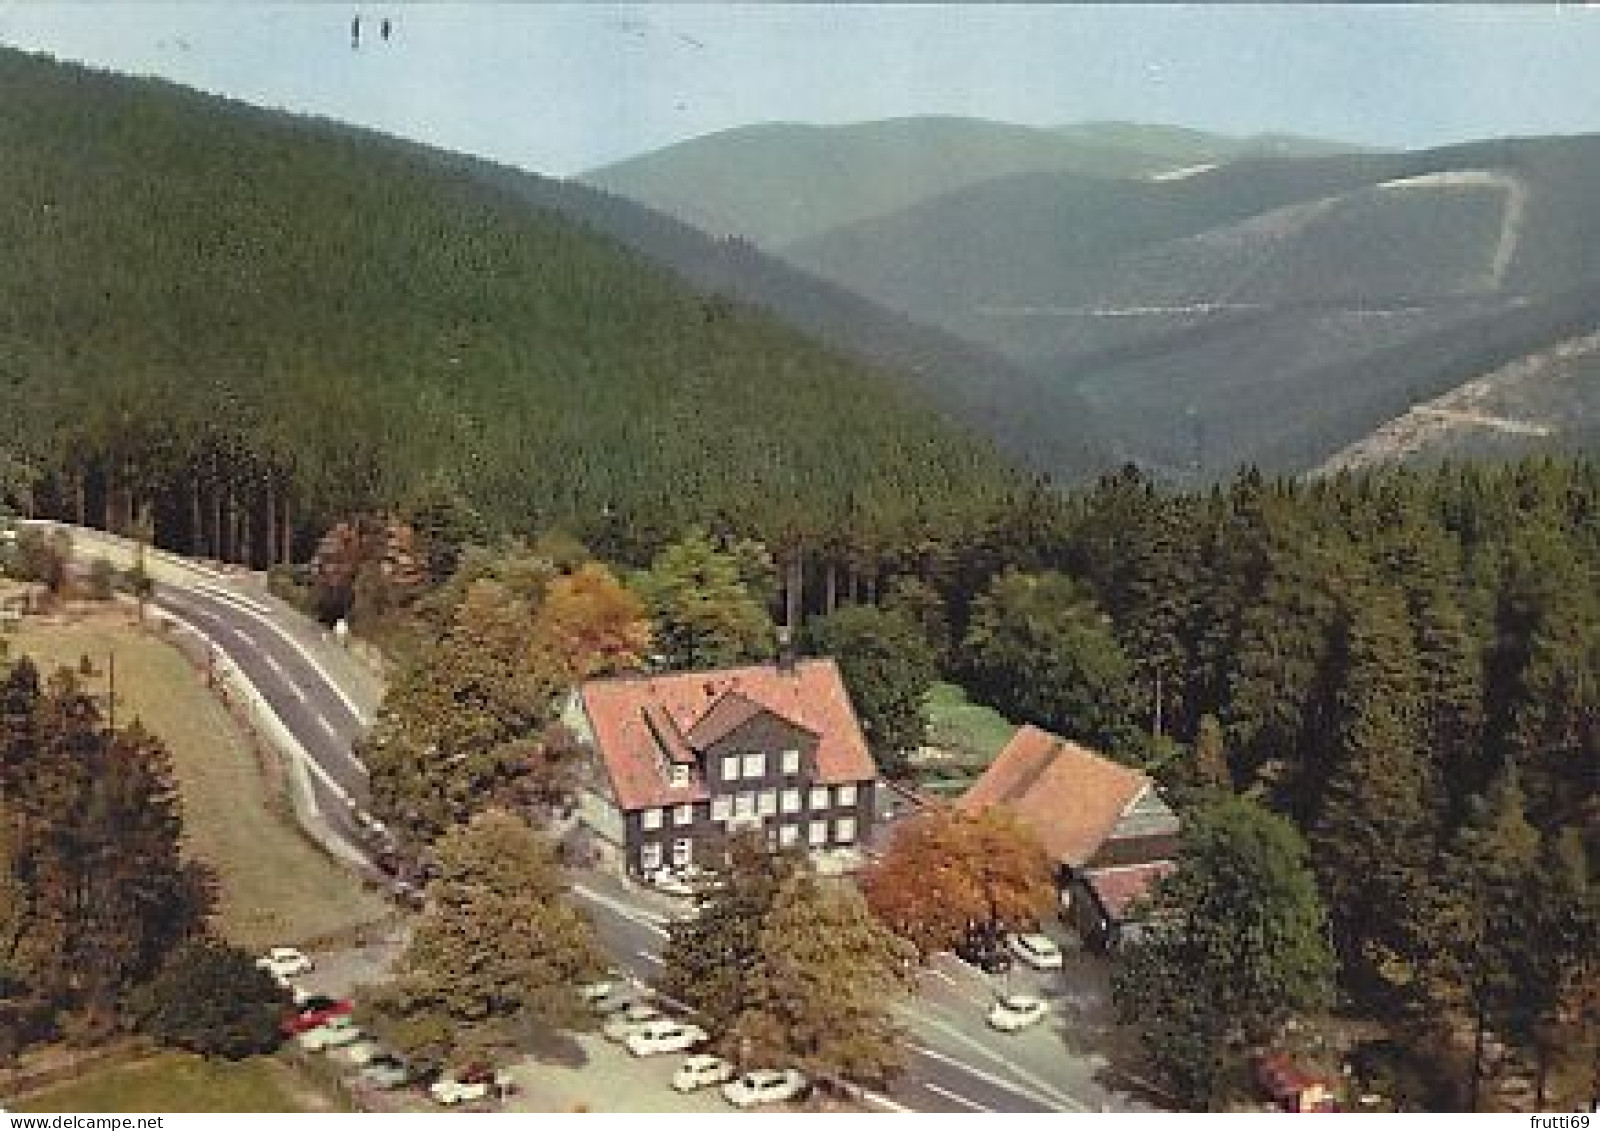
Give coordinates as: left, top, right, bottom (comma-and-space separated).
783, 135, 1600, 480
0, 48, 1028, 566
581, 117, 1359, 249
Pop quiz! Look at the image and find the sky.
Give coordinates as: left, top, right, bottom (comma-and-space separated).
2, 3, 1600, 176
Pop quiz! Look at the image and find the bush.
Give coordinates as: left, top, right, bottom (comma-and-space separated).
84, 557, 116, 601
8, 528, 71, 592
129, 938, 290, 1059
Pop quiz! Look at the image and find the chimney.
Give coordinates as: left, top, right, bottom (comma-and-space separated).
776, 625, 796, 674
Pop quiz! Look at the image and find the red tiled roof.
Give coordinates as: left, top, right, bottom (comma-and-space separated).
958, 725, 1153, 866
641, 703, 694, 765
580, 659, 877, 811
1083, 860, 1176, 921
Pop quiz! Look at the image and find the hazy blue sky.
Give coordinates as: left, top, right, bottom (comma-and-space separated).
2, 3, 1598, 175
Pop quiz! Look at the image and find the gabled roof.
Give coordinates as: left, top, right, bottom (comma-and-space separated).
1083, 861, 1176, 922
958, 725, 1156, 867
580, 659, 877, 811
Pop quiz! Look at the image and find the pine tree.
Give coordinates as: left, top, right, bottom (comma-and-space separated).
1311, 583, 1441, 1011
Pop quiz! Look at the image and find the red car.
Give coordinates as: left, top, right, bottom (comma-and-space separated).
281, 995, 354, 1036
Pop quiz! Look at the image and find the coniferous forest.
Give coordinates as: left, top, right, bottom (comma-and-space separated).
0, 49, 1020, 570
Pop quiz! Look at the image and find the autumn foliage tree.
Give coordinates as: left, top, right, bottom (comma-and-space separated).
862, 806, 1055, 955
531, 561, 653, 681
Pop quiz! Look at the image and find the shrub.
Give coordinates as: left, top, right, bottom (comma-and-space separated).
84, 557, 116, 601
128, 937, 290, 1059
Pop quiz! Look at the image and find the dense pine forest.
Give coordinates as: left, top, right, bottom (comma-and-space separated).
0, 49, 1021, 569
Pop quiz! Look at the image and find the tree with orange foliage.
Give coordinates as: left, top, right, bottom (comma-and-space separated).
862, 806, 1055, 956
532, 562, 653, 681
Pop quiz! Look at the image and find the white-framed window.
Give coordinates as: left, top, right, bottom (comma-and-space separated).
757, 789, 777, 817
669, 764, 690, 789
735, 792, 756, 819
712, 795, 732, 822
809, 786, 831, 811
781, 748, 801, 775
742, 751, 766, 779
780, 787, 801, 814
808, 820, 828, 847
835, 816, 857, 844
721, 753, 740, 782
640, 842, 662, 871
672, 838, 693, 868
642, 807, 663, 831
779, 824, 799, 848
674, 803, 694, 827
837, 783, 857, 807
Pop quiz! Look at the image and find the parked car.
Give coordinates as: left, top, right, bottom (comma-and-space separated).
359, 1054, 412, 1090
334, 1038, 384, 1066
257, 946, 313, 981
282, 995, 353, 1035
987, 993, 1049, 1033
578, 979, 617, 1005
673, 1054, 736, 1092
625, 1018, 708, 1057
647, 868, 696, 898
602, 1001, 663, 1041
1007, 932, 1064, 970
721, 1068, 809, 1108
297, 1015, 363, 1052
587, 987, 636, 1016
430, 1065, 514, 1105
954, 924, 1012, 974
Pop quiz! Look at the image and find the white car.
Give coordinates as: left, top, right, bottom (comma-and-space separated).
721, 1068, 809, 1108
297, 1016, 363, 1052
578, 979, 616, 1005
1007, 932, 1064, 970
602, 1001, 663, 1042
648, 869, 696, 898
987, 993, 1049, 1033
334, 1038, 384, 1066
625, 1018, 708, 1057
673, 1053, 736, 1092
429, 1076, 489, 1106
256, 946, 313, 980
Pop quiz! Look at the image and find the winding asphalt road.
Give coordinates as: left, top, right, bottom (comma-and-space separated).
33, 522, 1143, 1114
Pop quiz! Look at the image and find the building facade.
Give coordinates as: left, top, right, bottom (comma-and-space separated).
565, 658, 880, 877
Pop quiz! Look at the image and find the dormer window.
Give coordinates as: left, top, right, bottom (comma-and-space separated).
669, 764, 690, 789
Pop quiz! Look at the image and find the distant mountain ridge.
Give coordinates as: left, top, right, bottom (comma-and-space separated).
580, 116, 1364, 249
777, 133, 1600, 479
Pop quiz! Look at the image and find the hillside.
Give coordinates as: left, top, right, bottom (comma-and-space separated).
0, 49, 1026, 564
785, 135, 1600, 477
580, 116, 1359, 250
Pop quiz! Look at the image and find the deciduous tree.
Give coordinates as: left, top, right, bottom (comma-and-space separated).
360, 809, 606, 1074
1112, 795, 1335, 1110
862, 807, 1054, 956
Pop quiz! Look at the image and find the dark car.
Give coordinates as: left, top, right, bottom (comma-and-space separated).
954, 924, 1013, 974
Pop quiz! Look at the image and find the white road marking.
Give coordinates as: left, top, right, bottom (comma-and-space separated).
316, 713, 341, 740
634, 950, 663, 967
906, 1042, 1064, 1111
904, 1008, 1088, 1112
855, 1088, 915, 1113
924, 1082, 994, 1112
185, 581, 369, 723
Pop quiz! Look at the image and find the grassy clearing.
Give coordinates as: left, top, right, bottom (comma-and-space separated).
923, 680, 1017, 764
4, 603, 389, 949
12, 1052, 337, 1113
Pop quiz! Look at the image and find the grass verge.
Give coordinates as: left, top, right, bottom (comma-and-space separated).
11, 1051, 341, 1113
5, 604, 390, 949
923, 680, 1017, 764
